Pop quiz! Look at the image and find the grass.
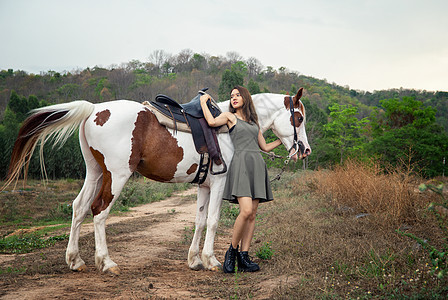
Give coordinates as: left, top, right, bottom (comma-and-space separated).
304, 159, 437, 225
0, 233, 69, 254
256, 241, 274, 260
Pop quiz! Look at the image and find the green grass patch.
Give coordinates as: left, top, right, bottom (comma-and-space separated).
256, 241, 274, 260
220, 201, 239, 227
0, 233, 69, 254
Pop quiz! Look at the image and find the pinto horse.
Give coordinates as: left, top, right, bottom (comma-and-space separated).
5, 88, 311, 274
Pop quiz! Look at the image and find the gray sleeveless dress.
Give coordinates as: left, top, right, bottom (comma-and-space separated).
222, 118, 274, 203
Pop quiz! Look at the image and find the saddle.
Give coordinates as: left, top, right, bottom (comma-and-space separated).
144, 89, 227, 184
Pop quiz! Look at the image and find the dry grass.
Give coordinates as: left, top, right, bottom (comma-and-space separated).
248, 160, 448, 298
302, 159, 440, 225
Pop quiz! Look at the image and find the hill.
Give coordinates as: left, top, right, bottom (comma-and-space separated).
0, 50, 447, 178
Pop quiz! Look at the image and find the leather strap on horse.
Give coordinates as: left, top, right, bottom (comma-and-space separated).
289, 96, 298, 144
190, 153, 210, 184
165, 104, 178, 134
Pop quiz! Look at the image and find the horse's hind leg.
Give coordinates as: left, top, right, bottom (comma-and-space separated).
188, 186, 209, 270
66, 124, 103, 271
66, 169, 102, 271
92, 168, 132, 274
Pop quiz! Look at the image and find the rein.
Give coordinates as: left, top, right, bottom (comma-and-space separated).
260, 150, 291, 182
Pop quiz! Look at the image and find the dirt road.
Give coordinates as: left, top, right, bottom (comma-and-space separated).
1, 188, 258, 299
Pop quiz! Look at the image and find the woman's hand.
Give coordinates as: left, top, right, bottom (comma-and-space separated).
200, 94, 210, 105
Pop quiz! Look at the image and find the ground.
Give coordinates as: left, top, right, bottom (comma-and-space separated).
0, 188, 262, 299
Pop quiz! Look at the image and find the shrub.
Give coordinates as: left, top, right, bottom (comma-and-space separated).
301, 159, 435, 225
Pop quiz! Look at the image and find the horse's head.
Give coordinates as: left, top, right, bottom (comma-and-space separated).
268, 88, 312, 162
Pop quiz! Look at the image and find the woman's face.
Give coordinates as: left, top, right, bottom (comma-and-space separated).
230, 89, 244, 109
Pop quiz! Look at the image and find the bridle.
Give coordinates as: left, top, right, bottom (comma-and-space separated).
287, 96, 305, 159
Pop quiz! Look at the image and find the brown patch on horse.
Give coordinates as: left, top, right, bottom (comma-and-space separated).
129, 108, 184, 182
94, 109, 111, 126
90, 147, 114, 216
290, 112, 304, 127
187, 163, 198, 175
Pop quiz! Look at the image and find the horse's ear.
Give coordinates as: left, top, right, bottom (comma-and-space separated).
294, 88, 303, 101
284, 88, 304, 110
292, 88, 304, 109
284, 96, 291, 110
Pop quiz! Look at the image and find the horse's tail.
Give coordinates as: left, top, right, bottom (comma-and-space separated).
4, 100, 95, 189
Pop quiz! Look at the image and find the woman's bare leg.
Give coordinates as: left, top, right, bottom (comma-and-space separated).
231, 197, 253, 248
240, 199, 259, 251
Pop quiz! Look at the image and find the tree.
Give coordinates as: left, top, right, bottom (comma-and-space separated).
174, 49, 194, 73
57, 83, 81, 101
226, 51, 243, 64
367, 97, 448, 177
148, 49, 171, 73
246, 57, 263, 78
7, 90, 29, 122
323, 103, 369, 164
191, 53, 207, 71
218, 63, 245, 101
247, 78, 261, 95
381, 96, 435, 129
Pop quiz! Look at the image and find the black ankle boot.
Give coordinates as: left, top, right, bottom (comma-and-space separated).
223, 244, 238, 273
237, 251, 260, 272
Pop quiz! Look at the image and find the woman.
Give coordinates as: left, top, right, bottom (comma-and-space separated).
200, 86, 282, 273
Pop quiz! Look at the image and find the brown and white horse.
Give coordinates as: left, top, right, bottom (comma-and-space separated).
5, 88, 311, 274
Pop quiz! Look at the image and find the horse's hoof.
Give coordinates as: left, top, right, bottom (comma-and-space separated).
190, 263, 205, 271
210, 265, 221, 272
107, 266, 121, 275
72, 264, 88, 272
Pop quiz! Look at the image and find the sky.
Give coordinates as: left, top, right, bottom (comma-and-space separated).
1, 0, 447, 92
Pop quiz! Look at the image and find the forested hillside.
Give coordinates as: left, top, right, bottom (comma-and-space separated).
1, 49, 447, 179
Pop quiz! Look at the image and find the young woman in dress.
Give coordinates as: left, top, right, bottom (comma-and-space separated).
200, 86, 282, 273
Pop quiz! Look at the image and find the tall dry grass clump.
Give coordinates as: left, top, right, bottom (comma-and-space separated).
303, 159, 435, 225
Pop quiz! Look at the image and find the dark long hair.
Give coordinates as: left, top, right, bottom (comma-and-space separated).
229, 85, 259, 126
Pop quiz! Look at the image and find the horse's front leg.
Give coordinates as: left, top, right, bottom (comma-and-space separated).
188, 185, 209, 270
201, 177, 226, 271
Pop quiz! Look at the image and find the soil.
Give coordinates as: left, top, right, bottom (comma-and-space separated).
0, 188, 271, 299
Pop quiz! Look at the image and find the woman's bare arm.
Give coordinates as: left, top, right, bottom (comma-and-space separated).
258, 130, 282, 152
200, 94, 236, 128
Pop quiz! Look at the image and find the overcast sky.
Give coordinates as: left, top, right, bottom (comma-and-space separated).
1, 0, 447, 92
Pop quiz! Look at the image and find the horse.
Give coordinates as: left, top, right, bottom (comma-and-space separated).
4, 88, 311, 275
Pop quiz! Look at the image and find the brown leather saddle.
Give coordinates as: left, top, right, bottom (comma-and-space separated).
148, 89, 227, 184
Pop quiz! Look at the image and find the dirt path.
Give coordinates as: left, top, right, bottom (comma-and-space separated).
0, 188, 242, 299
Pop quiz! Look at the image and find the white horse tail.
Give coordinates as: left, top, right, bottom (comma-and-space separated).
4, 100, 95, 189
